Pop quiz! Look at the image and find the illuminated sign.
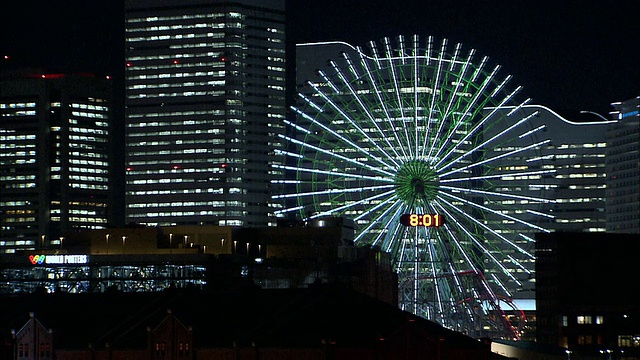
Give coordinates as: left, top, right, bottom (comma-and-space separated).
29, 254, 88, 265
399, 214, 444, 227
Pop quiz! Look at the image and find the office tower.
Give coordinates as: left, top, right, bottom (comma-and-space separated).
606, 96, 640, 233
0, 71, 113, 254
124, 0, 286, 227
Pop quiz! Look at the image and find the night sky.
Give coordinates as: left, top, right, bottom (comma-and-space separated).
2, 0, 638, 116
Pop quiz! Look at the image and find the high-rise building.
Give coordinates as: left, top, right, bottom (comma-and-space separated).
0, 71, 113, 254
606, 96, 640, 234
124, 0, 286, 227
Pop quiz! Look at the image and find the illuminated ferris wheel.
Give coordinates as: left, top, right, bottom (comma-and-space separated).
274, 35, 555, 339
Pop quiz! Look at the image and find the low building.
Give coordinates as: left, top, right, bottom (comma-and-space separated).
1, 286, 509, 360
536, 232, 640, 359
0, 219, 397, 305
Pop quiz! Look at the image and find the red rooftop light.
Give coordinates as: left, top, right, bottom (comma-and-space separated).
41, 74, 65, 79
173, 59, 179, 64
126, 62, 132, 67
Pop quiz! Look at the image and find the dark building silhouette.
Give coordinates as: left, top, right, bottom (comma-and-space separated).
1, 287, 509, 360
536, 232, 640, 359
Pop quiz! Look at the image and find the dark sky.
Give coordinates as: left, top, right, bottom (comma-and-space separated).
2, 0, 638, 116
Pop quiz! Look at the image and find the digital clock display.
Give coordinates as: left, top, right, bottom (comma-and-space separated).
400, 214, 444, 227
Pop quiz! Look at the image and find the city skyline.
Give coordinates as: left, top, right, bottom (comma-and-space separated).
1, 0, 639, 116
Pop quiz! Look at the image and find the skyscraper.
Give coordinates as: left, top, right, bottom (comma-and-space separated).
606, 96, 640, 233
0, 71, 113, 253
124, 0, 286, 227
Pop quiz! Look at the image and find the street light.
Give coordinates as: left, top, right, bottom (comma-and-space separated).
59, 237, 64, 249
183, 235, 188, 248
122, 236, 127, 254
41, 235, 45, 249
106, 234, 110, 255
169, 233, 173, 254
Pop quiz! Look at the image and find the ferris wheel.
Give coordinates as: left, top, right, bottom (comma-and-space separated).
274, 35, 555, 339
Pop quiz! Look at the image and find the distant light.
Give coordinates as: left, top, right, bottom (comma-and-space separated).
254, 258, 263, 264
172, 165, 180, 170
126, 167, 133, 171
173, 59, 179, 64
105, 75, 111, 80
220, 57, 227, 62
3, 55, 9, 60
221, 163, 227, 168
126, 62, 132, 67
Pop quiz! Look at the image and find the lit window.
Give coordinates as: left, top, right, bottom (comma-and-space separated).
577, 315, 592, 324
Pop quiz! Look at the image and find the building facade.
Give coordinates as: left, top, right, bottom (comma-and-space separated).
0, 71, 113, 254
606, 96, 640, 234
124, 0, 286, 228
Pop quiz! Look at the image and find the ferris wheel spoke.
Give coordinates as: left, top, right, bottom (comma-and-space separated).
274, 164, 392, 183
329, 60, 405, 162
278, 134, 396, 178
430, 63, 501, 162
440, 185, 556, 204
382, 37, 415, 159
309, 189, 396, 221
370, 201, 406, 248
357, 48, 412, 160
306, 81, 399, 164
435, 85, 523, 170
353, 191, 399, 221
289, 107, 397, 170
434, 197, 529, 282
439, 190, 549, 235
438, 138, 550, 178
439, 169, 557, 183
426, 48, 475, 160
421, 38, 447, 158
352, 194, 402, 242
272, 184, 394, 199
437, 109, 537, 172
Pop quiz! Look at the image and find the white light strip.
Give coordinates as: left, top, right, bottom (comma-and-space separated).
435, 84, 522, 170
358, 48, 410, 159
330, 61, 403, 164
272, 184, 394, 199
440, 191, 550, 233
283, 117, 311, 135
272, 164, 392, 182
439, 169, 557, 183
437, 107, 536, 172
436, 195, 535, 260
518, 124, 546, 139
298, 93, 323, 113
439, 139, 550, 178
421, 38, 447, 158
316, 69, 340, 94
431, 64, 500, 162
290, 106, 396, 170
307, 81, 398, 165
526, 209, 556, 219
426, 49, 475, 160
273, 205, 305, 215
309, 191, 396, 221
440, 185, 556, 204
278, 133, 395, 178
